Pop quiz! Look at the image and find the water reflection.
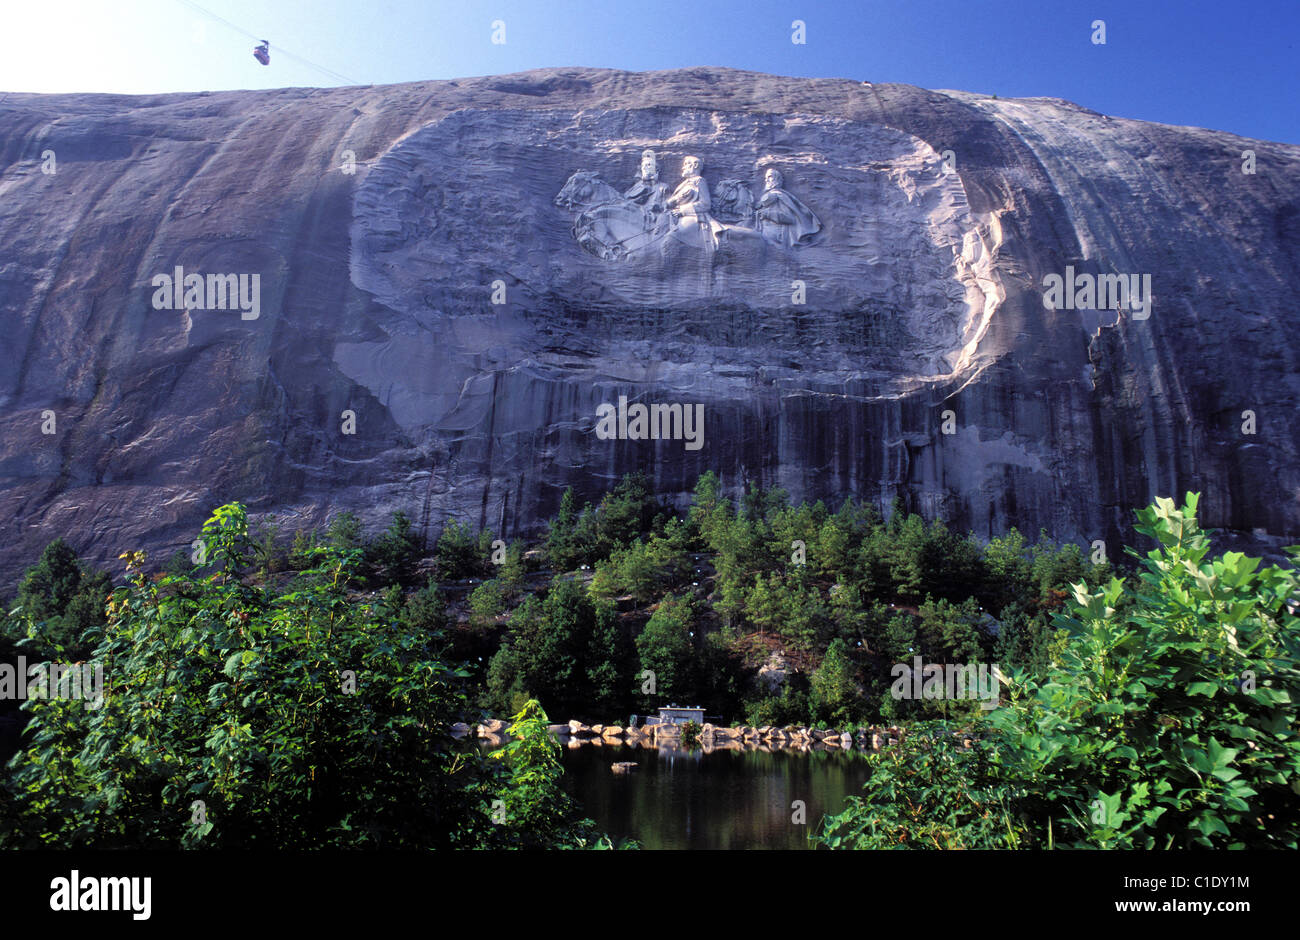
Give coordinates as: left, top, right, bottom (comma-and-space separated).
558, 743, 871, 850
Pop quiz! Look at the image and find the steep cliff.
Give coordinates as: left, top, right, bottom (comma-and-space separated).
0, 67, 1297, 582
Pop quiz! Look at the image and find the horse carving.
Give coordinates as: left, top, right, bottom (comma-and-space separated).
554, 171, 657, 261
712, 178, 755, 226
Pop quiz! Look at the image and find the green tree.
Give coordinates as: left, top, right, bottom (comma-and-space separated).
8, 538, 110, 659
403, 576, 447, 634
0, 504, 506, 849
687, 471, 727, 545
487, 578, 618, 720
435, 519, 480, 581
585, 599, 630, 719
981, 527, 1031, 611
635, 594, 696, 707
810, 638, 860, 725
916, 596, 987, 665
250, 521, 283, 577
326, 511, 364, 554
367, 510, 421, 584
820, 493, 1300, 851
497, 540, 528, 598
589, 472, 662, 558
589, 520, 691, 603
486, 699, 624, 848
484, 642, 530, 717
546, 488, 584, 570
744, 572, 784, 636
469, 579, 508, 628
814, 517, 853, 580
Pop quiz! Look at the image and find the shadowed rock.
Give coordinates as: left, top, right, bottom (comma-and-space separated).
0, 67, 1297, 583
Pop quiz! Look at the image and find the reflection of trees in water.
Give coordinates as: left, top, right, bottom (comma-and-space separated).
559, 744, 871, 850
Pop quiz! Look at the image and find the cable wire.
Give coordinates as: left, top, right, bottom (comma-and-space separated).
174, 0, 362, 86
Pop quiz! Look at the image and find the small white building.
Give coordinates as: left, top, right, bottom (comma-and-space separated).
652, 705, 706, 726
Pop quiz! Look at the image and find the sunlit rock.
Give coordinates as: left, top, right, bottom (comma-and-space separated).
1, 67, 1296, 580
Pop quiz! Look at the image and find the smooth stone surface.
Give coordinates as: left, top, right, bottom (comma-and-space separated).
0, 67, 1296, 583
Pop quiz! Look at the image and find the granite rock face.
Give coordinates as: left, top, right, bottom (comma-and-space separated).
0, 67, 1297, 583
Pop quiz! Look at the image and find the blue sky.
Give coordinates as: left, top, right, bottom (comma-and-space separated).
2, 0, 1296, 143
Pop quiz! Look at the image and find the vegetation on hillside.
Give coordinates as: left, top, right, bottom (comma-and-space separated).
0, 505, 619, 849
815, 495, 1300, 849
2, 479, 1294, 850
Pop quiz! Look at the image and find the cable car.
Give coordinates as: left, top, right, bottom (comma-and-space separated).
253, 40, 270, 66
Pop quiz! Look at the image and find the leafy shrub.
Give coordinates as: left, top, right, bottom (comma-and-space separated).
815, 722, 1030, 849
744, 683, 810, 729
820, 494, 1300, 850
0, 504, 570, 850
487, 699, 627, 848
989, 493, 1300, 848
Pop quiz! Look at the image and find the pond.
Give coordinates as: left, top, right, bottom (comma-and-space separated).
558, 743, 872, 849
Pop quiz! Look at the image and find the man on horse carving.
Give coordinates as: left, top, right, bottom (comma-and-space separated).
666, 156, 727, 250
623, 150, 669, 233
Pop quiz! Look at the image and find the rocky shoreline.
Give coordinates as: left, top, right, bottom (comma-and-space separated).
455, 719, 979, 753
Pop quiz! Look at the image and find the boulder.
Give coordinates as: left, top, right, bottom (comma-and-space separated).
611, 762, 639, 774
757, 652, 793, 692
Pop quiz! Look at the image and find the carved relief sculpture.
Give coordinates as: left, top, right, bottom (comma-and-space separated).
555, 151, 821, 260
